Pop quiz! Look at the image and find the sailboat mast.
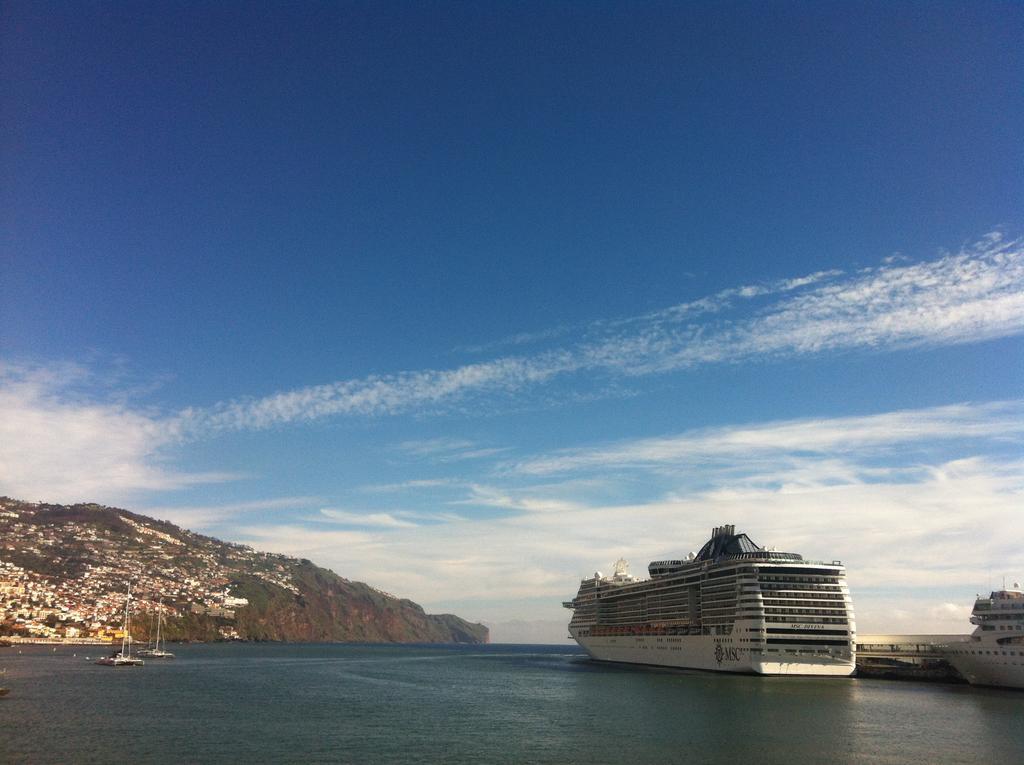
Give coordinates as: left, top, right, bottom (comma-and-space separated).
121, 581, 132, 656
155, 596, 163, 651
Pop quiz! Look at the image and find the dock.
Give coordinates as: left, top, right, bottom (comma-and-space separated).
855, 633, 969, 682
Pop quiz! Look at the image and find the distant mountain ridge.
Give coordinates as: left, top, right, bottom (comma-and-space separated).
0, 497, 488, 644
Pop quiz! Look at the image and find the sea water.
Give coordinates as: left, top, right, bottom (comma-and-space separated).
1, 643, 1021, 764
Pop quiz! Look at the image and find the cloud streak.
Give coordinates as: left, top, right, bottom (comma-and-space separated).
509, 399, 1024, 476
175, 233, 1024, 435
139, 496, 320, 530
319, 508, 420, 528
395, 438, 511, 462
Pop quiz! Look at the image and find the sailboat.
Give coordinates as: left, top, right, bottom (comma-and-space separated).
96, 581, 144, 666
137, 596, 175, 659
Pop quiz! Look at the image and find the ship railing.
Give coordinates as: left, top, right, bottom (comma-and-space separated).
687, 552, 841, 565
745, 557, 845, 567
725, 552, 804, 561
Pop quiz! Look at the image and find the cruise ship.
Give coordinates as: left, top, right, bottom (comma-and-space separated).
563, 525, 856, 676
945, 585, 1024, 689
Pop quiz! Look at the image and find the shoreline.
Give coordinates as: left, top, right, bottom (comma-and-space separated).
2, 637, 114, 646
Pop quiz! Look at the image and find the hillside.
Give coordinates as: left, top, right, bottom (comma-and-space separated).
0, 497, 488, 644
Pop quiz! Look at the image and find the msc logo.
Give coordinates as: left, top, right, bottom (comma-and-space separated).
715, 644, 739, 664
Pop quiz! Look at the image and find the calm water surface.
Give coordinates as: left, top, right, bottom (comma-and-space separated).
1, 643, 1021, 764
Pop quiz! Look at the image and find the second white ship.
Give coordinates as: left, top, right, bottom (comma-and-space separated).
564, 525, 856, 676
944, 585, 1024, 689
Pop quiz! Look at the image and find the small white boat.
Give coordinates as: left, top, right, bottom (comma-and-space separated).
97, 582, 145, 667
96, 652, 144, 667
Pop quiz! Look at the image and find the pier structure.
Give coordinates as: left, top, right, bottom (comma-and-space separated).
855, 633, 969, 681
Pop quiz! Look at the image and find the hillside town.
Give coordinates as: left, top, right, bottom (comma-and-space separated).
0, 498, 298, 643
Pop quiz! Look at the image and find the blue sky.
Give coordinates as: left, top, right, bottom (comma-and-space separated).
2, 2, 1022, 641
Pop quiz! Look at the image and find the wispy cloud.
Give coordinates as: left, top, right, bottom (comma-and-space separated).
236, 524, 377, 553
509, 399, 1024, 476
359, 478, 464, 494
397, 438, 477, 456
460, 267, 843, 357
139, 496, 319, 530
173, 233, 1024, 435
455, 324, 578, 354
597, 268, 845, 332
319, 508, 420, 528
452, 484, 587, 513
175, 354, 577, 434
394, 438, 512, 462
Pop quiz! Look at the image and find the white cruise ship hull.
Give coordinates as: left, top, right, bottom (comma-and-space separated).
576, 633, 855, 676
947, 652, 1024, 690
